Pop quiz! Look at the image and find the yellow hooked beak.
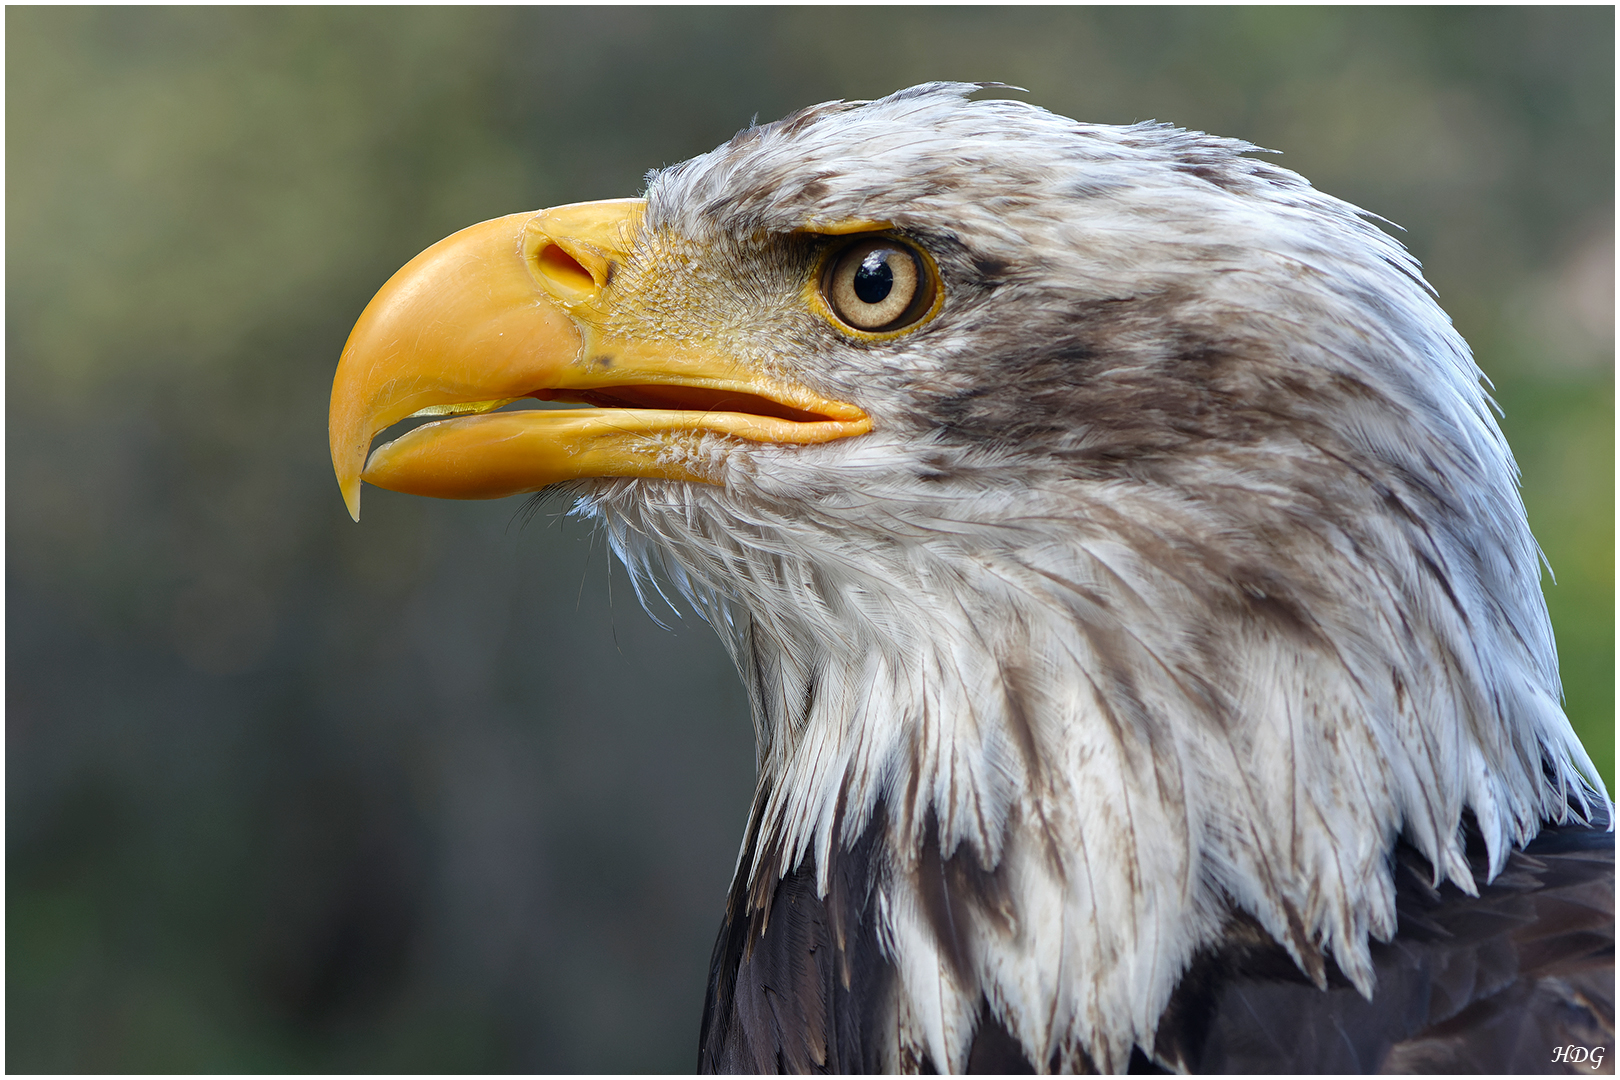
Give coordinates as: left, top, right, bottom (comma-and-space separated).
329, 199, 870, 521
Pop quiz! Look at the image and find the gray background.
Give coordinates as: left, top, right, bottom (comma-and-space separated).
8, 8, 1613, 1071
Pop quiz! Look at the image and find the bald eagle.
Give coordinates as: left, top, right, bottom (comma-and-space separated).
330, 85, 1612, 1073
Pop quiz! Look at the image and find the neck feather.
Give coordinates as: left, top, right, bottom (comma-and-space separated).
584, 464, 1601, 1071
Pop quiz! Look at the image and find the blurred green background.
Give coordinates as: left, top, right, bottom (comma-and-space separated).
8, 7, 1612, 1072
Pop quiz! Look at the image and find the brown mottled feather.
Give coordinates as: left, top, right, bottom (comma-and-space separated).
1152, 811, 1613, 1074
702, 808, 1610, 1073
700, 802, 896, 1073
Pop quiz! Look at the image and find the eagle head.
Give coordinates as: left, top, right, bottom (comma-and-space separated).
330, 84, 1606, 1072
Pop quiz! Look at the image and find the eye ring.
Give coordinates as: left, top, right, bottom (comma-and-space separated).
818, 237, 940, 336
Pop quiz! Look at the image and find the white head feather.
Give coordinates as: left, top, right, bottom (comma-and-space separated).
565, 84, 1605, 1071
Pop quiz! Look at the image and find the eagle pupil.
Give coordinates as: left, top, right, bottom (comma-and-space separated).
854, 252, 894, 304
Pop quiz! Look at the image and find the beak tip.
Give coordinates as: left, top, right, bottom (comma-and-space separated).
340, 477, 362, 522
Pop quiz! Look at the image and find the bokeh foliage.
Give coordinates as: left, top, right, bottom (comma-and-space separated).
8, 8, 1612, 1072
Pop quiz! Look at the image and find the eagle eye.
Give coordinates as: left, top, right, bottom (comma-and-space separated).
820, 238, 937, 334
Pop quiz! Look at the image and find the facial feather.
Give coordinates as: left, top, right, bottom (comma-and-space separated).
563, 83, 1605, 1071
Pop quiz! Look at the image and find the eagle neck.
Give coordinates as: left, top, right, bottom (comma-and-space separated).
587, 474, 1603, 1072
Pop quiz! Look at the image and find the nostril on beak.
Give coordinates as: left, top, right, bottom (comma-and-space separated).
537, 244, 597, 298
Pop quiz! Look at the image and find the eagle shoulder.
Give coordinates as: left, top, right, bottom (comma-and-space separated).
703, 807, 1612, 1074
1154, 807, 1614, 1073
699, 791, 896, 1073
